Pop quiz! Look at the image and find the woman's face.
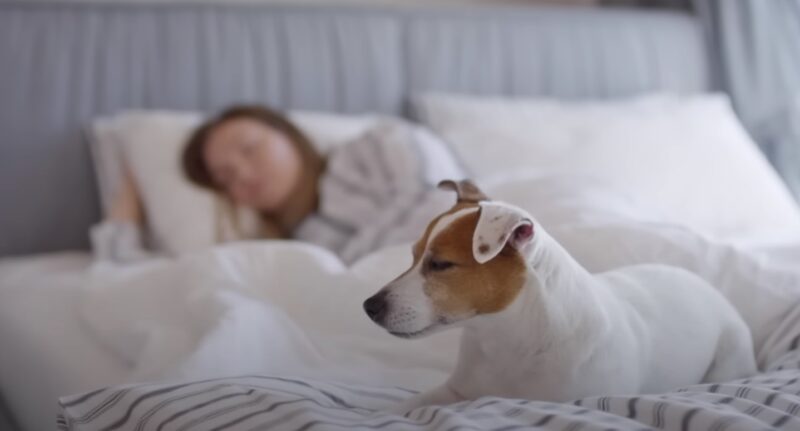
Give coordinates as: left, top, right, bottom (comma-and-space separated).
203, 117, 302, 212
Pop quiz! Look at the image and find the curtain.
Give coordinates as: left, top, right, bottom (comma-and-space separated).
607, 0, 800, 200
693, 0, 800, 199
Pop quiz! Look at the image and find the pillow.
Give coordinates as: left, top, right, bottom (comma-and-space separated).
88, 110, 380, 255
414, 92, 800, 241
89, 110, 378, 217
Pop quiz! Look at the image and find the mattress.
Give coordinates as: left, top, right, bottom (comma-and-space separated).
0, 253, 132, 431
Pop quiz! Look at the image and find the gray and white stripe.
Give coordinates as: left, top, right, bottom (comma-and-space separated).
59, 346, 800, 431
298, 118, 465, 264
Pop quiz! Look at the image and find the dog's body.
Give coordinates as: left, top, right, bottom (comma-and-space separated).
363, 180, 757, 413
443, 244, 753, 404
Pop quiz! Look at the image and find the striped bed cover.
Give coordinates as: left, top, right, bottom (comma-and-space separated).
59, 349, 800, 431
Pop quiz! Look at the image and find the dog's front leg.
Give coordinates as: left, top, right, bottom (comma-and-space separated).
389, 384, 464, 415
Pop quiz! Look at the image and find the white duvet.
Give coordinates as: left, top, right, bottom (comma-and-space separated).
79, 174, 800, 397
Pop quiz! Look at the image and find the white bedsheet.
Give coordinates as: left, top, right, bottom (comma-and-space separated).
0, 253, 131, 431
82, 242, 460, 389
78, 175, 800, 386
4, 174, 800, 431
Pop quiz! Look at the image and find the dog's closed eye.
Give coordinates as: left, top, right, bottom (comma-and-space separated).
427, 258, 455, 272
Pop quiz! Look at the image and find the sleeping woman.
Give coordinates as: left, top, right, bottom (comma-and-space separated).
91, 105, 464, 264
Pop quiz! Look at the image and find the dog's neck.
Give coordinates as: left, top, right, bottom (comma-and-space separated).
464, 227, 608, 360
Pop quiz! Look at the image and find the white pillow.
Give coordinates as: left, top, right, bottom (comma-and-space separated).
89, 110, 379, 255
415, 92, 800, 241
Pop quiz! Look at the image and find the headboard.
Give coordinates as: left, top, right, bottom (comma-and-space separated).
0, 1, 712, 256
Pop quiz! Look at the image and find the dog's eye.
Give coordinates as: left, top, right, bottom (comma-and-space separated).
427, 259, 455, 272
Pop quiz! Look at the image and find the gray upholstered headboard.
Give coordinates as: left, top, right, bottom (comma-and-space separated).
0, 1, 712, 256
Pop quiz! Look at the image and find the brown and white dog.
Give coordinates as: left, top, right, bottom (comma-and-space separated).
363, 179, 757, 413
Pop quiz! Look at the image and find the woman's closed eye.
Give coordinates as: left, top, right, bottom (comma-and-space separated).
427, 258, 455, 272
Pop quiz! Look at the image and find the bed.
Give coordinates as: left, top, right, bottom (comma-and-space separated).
49, 183, 800, 430
2, 2, 800, 431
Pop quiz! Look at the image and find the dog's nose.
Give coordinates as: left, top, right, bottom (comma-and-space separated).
363, 291, 388, 323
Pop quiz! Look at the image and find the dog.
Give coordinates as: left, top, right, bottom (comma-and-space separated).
363, 179, 757, 413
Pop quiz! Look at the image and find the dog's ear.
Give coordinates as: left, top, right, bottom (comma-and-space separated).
472, 202, 534, 264
437, 179, 488, 204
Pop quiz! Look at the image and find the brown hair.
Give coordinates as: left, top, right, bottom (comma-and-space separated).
182, 104, 323, 191
182, 104, 324, 238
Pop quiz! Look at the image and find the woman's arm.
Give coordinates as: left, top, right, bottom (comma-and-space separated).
90, 165, 153, 263
107, 164, 145, 224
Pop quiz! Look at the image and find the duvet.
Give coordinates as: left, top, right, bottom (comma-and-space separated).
60, 175, 800, 430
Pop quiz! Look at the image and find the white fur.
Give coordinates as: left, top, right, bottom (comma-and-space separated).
384, 202, 757, 413
473, 201, 532, 263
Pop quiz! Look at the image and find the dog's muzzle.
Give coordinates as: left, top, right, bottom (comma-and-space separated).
363, 290, 389, 324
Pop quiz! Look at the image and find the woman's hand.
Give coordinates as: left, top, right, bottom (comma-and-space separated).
108, 165, 145, 224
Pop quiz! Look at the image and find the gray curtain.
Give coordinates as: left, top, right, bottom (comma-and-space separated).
694, 0, 800, 200
607, 0, 800, 200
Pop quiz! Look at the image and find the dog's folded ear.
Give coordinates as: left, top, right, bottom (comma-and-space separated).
473, 202, 534, 264
437, 179, 488, 203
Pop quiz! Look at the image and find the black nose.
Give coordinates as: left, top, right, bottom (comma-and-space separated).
363, 291, 388, 323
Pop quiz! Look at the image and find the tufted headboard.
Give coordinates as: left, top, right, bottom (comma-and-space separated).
0, 1, 712, 256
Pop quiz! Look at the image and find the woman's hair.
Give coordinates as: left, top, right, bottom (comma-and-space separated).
182, 104, 323, 191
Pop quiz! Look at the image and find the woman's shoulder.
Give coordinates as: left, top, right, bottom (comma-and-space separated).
331, 117, 441, 159
342, 116, 413, 143
324, 116, 465, 186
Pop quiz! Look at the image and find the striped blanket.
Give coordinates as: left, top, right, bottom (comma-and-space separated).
59, 347, 800, 431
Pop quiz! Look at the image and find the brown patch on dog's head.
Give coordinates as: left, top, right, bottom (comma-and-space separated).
412, 179, 489, 265
411, 202, 478, 265
419, 209, 527, 320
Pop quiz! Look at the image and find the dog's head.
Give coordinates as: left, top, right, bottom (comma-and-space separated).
363, 179, 536, 338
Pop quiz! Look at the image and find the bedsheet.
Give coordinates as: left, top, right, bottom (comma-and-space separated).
0, 253, 133, 431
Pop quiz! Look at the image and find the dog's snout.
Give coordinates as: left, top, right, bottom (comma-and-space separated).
364, 291, 389, 323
